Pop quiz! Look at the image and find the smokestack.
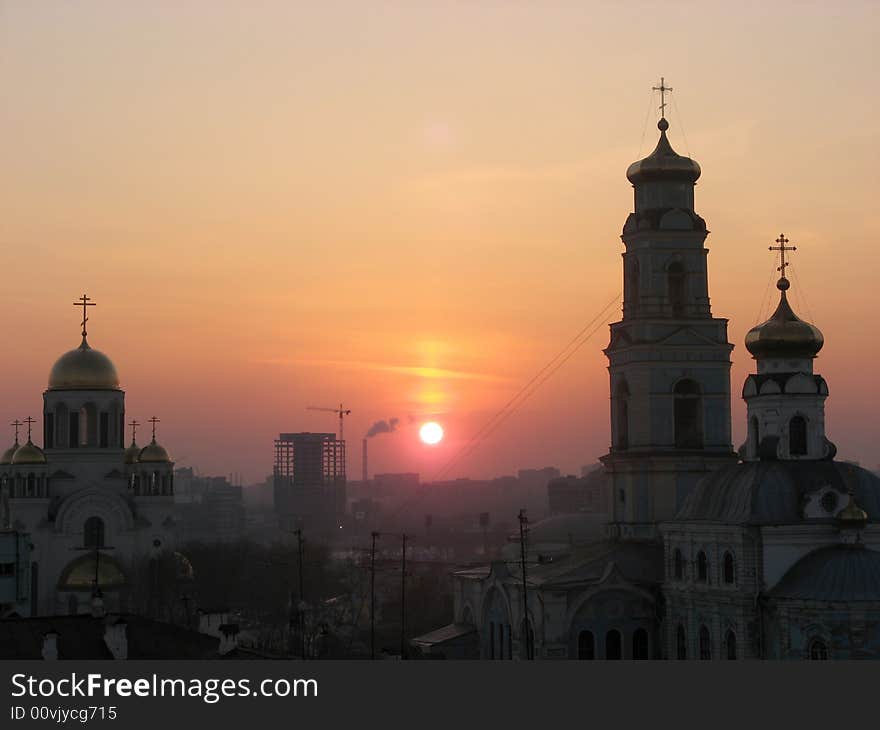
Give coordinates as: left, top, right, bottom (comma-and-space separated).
362, 439, 368, 483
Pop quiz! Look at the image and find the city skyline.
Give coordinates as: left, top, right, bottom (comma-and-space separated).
2, 2, 878, 482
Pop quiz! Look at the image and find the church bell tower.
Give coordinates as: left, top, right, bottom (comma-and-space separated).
602, 83, 738, 537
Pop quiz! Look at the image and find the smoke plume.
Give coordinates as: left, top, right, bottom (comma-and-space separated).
365, 417, 399, 438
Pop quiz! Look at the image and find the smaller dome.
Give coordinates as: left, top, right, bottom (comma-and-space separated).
139, 439, 170, 463
0, 441, 19, 465
49, 336, 120, 390
124, 440, 141, 465
838, 493, 868, 528
626, 119, 701, 185
12, 440, 46, 465
745, 279, 824, 359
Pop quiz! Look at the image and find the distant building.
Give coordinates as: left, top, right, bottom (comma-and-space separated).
273, 433, 346, 535
174, 469, 244, 544
547, 470, 609, 515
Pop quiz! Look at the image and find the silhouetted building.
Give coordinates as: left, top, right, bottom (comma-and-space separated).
273, 433, 346, 535
0, 531, 32, 617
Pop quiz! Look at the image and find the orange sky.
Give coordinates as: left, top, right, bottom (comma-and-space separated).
1, 1, 878, 482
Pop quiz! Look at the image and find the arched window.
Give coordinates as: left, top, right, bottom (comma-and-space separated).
67, 594, 78, 616
605, 630, 622, 660
750, 417, 759, 454
676, 625, 687, 660
627, 257, 640, 311
723, 552, 736, 585
78, 407, 89, 447
578, 631, 595, 660
26, 473, 36, 497
697, 550, 709, 583
668, 261, 686, 317
673, 548, 684, 580
614, 380, 630, 450
521, 619, 534, 660
725, 630, 737, 660
790, 415, 807, 456
83, 516, 105, 548
674, 380, 703, 449
699, 625, 712, 660
809, 639, 828, 660
632, 628, 649, 660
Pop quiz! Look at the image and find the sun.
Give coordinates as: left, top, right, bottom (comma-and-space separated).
419, 421, 444, 445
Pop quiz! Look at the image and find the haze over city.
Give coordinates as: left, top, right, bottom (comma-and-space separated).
2, 1, 878, 482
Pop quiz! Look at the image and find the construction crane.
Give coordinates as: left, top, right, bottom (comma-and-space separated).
306, 403, 352, 442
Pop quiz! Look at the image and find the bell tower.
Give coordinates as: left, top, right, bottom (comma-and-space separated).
601, 84, 738, 537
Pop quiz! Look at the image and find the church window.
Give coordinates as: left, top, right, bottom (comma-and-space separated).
725, 630, 737, 660
521, 619, 534, 660
26, 474, 35, 497
676, 625, 687, 660
67, 594, 78, 616
809, 639, 828, 660
69, 412, 79, 448
578, 631, 595, 660
699, 625, 712, 660
45, 413, 54, 449
99, 413, 109, 448
750, 417, 759, 454
789, 415, 807, 456
614, 380, 630, 450
489, 621, 495, 658
627, 258, 640, 311
84, 516, 105, 548
632, 628, 649, 660
667, 261, 686, 317
507, 623, 512, 659
605, 630, 622, 660
498, 623, 505, 660
673, 548, 684, 580
697, 550, 709, 583
78, 407, 89, 447
674, 380, 703, 449
722, 552, 735, 585
820, 491, 839, 514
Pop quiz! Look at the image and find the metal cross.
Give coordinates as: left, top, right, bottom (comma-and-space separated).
129, 420, 140, 444
148, 416, 160, 441
23, 416, 35, 442
10, 419, 22, 444
769, 233, 797, 276
73, 294, 96, 338
653, 76, 673, 119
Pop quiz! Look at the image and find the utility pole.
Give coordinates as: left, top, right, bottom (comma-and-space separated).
518, 509, 532, 660
400, 533, 407, 660
370, 531, 380, 659
296, 528, 305, 658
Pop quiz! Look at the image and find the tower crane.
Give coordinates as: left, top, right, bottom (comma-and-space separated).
306, 403, 352, 442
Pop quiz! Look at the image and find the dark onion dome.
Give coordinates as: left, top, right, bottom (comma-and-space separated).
769, 544, 880, 602
626, 118, 701, 185
48, 336, 120, 390
838, 492, 868, 529
674, 460, 880, 525
138, 438, 170, 463
745, 277, 824, 359
123, 439, 141, 464
12, 439, 46, 465
0, 441, 19, 465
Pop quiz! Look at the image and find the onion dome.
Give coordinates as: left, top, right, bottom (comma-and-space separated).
745, 277, 824, 359
12, 440, 46, 465
0, 441, 19, 465
124, 439, 141, 465
626, 118, 701, 185
49, 336, 120, 390
838, 492, 868, 529
139, 438, 170, 463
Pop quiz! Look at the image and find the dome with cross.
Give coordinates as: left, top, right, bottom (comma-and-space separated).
48, 296, 119, 390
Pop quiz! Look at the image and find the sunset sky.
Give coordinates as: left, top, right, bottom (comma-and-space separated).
1, 1, 878, 482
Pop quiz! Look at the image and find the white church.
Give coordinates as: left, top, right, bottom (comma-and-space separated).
416, 99, 880, 660
0, 299, 177, 616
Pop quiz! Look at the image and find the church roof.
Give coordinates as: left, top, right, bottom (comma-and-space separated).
626, 118, 701, 186
48, 336, 120, 390
673, 460, 880, 525
769, 544, 880, 602
745, 277, 824, 359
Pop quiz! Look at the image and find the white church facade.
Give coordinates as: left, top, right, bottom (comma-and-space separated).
0, 299, 176, 617
422, 101, 880, 660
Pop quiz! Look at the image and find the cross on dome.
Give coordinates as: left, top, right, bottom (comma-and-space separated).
73, 294, 96, 338
129, 420, 140, 443
23, 416, 35, 442
10, 419, 22, 444
148, 416, 160, 442
770, 233, 797, 279
652, 76, 673, 119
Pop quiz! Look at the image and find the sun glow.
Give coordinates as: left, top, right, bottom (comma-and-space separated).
419, 421, 444, 445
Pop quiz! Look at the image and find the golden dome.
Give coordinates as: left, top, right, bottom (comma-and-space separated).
12, 440, 46, 465
139, 439, 170, 463
0, 441, 18, 465
838, 493, 868, 528
124, 439, 141, 464
745, 278, 824, 359
48, 336, 120, 390
626, 119, 701, 185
